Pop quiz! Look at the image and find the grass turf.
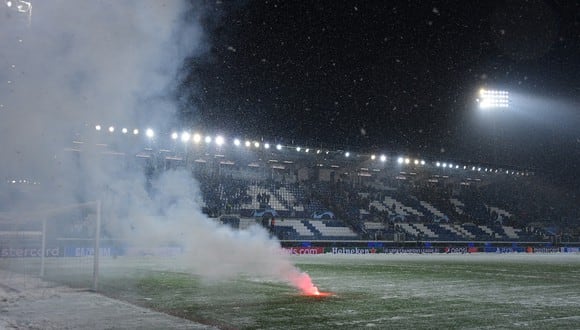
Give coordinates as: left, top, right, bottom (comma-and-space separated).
88, 254, 580, 329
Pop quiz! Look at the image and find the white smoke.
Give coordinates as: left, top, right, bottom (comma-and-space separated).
0, 1, 315, 292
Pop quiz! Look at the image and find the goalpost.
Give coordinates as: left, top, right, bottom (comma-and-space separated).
0, 200, 102, 291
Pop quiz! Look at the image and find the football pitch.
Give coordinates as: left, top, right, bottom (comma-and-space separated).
86, 253, 580, 329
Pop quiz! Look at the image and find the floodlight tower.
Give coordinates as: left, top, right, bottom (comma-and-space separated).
476, 88, 510, 165
5, 1, 32, 25
477, 89, 510, 110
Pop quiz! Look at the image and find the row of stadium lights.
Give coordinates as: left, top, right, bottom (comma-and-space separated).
95, 124, 323, 153
434, 162, 527, 176
6, 179, 40, 185
96, 124, 385, 158
94, 125, 528, 176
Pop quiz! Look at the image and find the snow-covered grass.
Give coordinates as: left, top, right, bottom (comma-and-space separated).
3, 253, 580, 329
98, 253, 580, 329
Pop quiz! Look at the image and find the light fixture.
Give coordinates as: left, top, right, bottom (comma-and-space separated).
478, 88, 509, 109
215, 135, 224, 146
193, 133, 202, 143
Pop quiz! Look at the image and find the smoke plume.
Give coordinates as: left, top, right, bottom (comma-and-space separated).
0, 1, 315, 292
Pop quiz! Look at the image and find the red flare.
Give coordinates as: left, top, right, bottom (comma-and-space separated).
295, 273, 333, 297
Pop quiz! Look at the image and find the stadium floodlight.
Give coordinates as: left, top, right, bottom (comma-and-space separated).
404, 158, 410, 164
254, 141, 260, 148
181, 132, 191, 143
448, 163, 453, 168
305, 148, 309, 153
316, 149, 321, 154
192, 133, 201, 143
121, 128, 128, 134
420, 160, 425, 165
380, 155, 387, 162
276, 144, 282, 150
233, 138, 241, 146
10, 0, 29, 13
397, 157, 404, 164
296, 147, 301, 152
245, 140, 251, 147
442, 163, 447, 168
133, 128, 139, 135
145, 128, 154, 138
171, 132, 178, 140
371, 154, 376, 160
478, 88, 509, 109
108, 126, 115, 133
436, 162, 441, 167
205, 136, 212, 144
414, 159, 419, 165
215, 135, 224, 146
345, 152, 350, 157
264, 143, 270, 149
95, 125, 101, 131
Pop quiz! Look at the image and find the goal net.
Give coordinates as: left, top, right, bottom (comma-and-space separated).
0, 201, 102, 291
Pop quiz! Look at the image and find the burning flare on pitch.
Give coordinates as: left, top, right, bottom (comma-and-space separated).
291, 271, 333, 297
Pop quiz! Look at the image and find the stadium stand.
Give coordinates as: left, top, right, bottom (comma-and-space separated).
47, 136, 578, 244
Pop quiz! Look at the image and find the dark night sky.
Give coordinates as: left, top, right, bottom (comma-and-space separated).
180, 0, 580, 176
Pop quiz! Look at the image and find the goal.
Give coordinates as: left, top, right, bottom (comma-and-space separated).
0, 201, 102, 291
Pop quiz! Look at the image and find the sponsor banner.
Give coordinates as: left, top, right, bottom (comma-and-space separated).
533, 247, 560, 253
64, 247, 116, 257
0, 247, 61, 258
284, 247, 324, 255
443, 247, 469, 254
561, 247, 580, 253
483, 247, 526, 253
330, 247, 379, 254
384, 248, 439, 254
